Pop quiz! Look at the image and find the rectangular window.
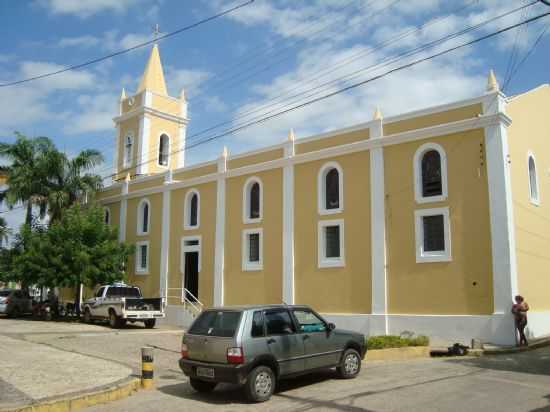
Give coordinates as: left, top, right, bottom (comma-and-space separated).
265, 309, 295, 335
318, 219, 345, 268
242, 229, 263, 271
251, 311, 265, 338
136, 241, 149, 274
188, 310, 242, 337
415, 207, 451, 263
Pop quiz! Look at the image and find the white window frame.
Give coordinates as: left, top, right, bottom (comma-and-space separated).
242, 228, 263, 271
135, 240, 150, 274
243, 176, 263, 224
414, 207, 452, 263
157, 132, 170, 168
318, 161, 344, 215
103, 207, 111, 225
527, 151, 540, 206
123, 133, 134, 168
136, 198, 151, 236
413, 142, 448, 204
180, 235, 202, 275
183, 189, 200, 230
318, 219, 345, 268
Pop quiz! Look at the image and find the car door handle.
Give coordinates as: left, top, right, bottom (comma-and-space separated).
303, 335, 310, 340
267, 338, 276, 344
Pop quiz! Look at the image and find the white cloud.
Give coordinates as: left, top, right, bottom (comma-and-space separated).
35, 0, 145, 18
62, 93, 118, 134
58, 35, 100, 48
165, 66, 210, 98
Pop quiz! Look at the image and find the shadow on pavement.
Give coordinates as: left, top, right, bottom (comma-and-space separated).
529, 394, 550, 412
447, 348, 550, 377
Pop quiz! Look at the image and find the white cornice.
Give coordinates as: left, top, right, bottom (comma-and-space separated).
113, 106, 188, 125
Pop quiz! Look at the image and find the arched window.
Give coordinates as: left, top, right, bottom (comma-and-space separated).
318, 162, 343, 214
123, 134, 133, 167
414, 143, 448, 203
243, 177, 262, 223
137, 199, 150, 235
528, 152, 539, 205
158, 134, 169, 166
103, 207, 110, 225
184, 189, 200, 229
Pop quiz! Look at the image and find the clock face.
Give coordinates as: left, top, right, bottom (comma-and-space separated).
128, 97, 135, 106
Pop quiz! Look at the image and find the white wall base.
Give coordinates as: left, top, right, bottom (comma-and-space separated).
322, 313, 517, 346
159, 305, 196, 330
525, 311, 550, 340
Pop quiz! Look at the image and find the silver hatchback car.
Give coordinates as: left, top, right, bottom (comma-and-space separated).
179, 305, 366, 402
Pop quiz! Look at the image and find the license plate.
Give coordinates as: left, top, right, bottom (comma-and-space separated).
196, 367, 214, 378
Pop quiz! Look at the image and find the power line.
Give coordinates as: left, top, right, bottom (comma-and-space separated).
0, 0, 255, 88
100, 9, 550, 183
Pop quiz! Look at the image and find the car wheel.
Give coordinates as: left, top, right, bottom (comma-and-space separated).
9, 306, 20, 318
144, 319, 156, 329
189, 378, 217, 393
83, 308, 92, 324
109, 311, 120, 328
245, 365, 275, 402
336, 348, 361, 379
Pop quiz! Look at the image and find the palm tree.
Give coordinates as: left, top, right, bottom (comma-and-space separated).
47, 149, 104, 223
0, 133, 57, 225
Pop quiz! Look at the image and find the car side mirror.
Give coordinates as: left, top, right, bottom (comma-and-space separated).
328, 323, 336, 331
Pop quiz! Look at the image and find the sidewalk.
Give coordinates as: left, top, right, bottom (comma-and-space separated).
0, 335, 134, 411
430, 335, 550, 357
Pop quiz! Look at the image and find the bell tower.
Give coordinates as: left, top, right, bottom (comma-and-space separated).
113, 43, 188, 180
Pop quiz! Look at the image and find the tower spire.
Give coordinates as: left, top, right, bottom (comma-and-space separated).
137, 43, 167, 95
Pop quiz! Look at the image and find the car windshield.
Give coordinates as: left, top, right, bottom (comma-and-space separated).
0, 290, 11, 297
188, 310, 242, 337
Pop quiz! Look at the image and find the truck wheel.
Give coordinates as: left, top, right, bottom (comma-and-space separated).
83, 308, 92, 324
144, 319, 156, 329
336, 348, 361, 379
189, 378, 217, 393
245, 365, 275, 402
109, 310, 121, 328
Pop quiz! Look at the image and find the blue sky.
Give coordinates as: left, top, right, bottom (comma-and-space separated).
0, 0, 549, 231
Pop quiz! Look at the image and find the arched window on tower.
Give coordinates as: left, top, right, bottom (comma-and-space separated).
123, 135, 133, 167
137, 199, 150, 235
318, 162, 343, 214
414, 143, 448, 203
528, 152, 539, 205
243, 177, 262, 223
158, 134, 169, 166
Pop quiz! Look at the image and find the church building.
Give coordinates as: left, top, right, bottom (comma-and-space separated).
96, 44, 550, 345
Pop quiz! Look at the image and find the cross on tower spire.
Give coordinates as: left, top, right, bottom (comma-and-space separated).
153, 23, 161, 42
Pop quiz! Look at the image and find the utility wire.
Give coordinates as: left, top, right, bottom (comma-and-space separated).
99, 10, 550, 183
0, 0, 254, 88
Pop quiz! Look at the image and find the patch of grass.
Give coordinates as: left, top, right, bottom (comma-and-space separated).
366, 334, 429, 350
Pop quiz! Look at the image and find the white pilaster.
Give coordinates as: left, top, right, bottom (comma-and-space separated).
213, 147, 228, 306
483, 91, 517, 317
369, 118, 388, 335
136, 91, 152, 176
119, 178, 129, 242
159, 173, 171, 299
113, 125, 120, 176
178, 125, 187, 169
282, 130, 295, 304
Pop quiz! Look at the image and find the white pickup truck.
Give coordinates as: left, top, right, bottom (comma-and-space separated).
82, 283, 165, 328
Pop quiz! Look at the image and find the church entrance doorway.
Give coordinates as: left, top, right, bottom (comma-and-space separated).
181, 236, 201, 302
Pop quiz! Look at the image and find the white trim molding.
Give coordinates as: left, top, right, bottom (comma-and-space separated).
178, 124, 186, 168
282, 137, 295, 304
318, 219, 345, 268
413, 142, 448, 204
414, 207, 452, 263
183, 188, 200, 230
135, 240, 150, 275
136, 198, 151, 236
242, 228, 263, 271
159, 189, 171, 299
318, 161, 344, 215
213, 150, 227, 306
527, 150, 540, 206
180, 235, 202, 274
242, 176, 263, 224
136, 111, 151, 175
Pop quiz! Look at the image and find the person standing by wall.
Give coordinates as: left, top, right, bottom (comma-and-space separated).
512, 295, 530, 346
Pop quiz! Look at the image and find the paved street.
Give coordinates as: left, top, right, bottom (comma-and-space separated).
1, 317, 550, 412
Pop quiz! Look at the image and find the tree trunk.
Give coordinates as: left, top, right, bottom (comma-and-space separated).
74, 283, 81, 317
25, 202, 32, 225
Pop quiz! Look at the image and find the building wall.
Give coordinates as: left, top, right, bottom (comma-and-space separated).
224, 168, 283, 305
384, 129, 494, 314
294, 151, 372, 314
507, 85, 550, 311
117, 117, 141, 177
167, 182, 217, 307
146, 115, 182, 175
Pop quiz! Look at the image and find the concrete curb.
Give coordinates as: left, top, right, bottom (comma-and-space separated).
483, 336, 550, 355
365, 346, 431, 361
0, 377, 140, 412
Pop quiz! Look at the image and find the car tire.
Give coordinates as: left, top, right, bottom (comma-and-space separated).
189, 378, 217, 393
9, 306, 20, 318
83, 308, 92, 324
245, 365, 275, 402
144, 319, 156, 329
109, 311, 121, 329
336, 348, 361, 379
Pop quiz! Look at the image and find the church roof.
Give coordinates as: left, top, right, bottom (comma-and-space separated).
137, 44, 167, 95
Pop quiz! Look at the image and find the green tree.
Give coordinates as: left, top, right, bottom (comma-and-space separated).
0, 133, 56, 225
0, 216, 10, 247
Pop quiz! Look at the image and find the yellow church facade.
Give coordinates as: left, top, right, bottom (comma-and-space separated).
97, 45, 550, 345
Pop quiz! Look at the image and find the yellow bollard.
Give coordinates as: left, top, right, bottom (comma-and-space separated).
141, 347, 154, 389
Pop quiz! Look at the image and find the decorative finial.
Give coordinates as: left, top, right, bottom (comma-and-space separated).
222, 146, 228, 158
120, 88, 126, 101
288, 128, 295, 142
153, 23, 161, 42
180, 88, 186, 101
125, 172, 131, 183
373, 107, 383, 120
487, 69, 499, 92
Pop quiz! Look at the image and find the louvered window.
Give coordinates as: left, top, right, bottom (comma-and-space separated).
325, 226, 340, 258
421, 150, 442, 197
422, 215, 445, 252
325, 168, 340, 210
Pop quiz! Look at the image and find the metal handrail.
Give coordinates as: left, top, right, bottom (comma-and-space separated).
166, 287, 204, 316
